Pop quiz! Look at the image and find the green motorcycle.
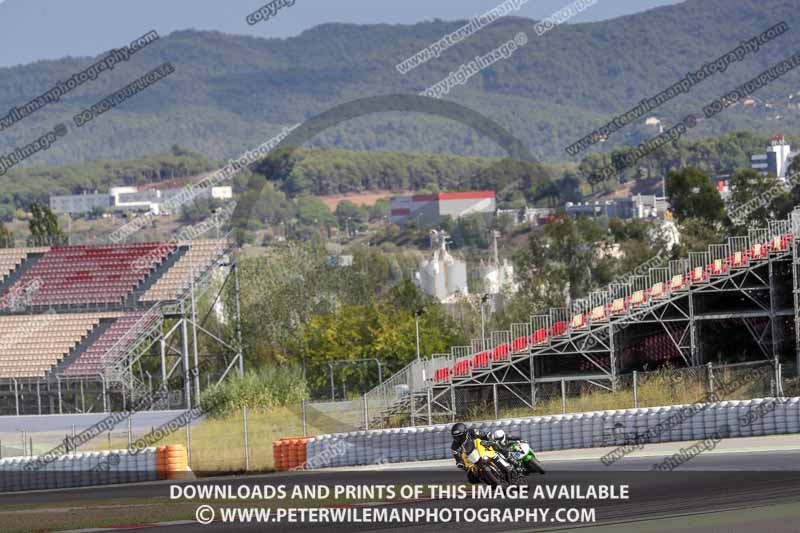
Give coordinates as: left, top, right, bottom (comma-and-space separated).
508, 441, 545, 475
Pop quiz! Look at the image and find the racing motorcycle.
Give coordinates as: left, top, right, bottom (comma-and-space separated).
461, 437, 519, 487
506, 440, 545, 476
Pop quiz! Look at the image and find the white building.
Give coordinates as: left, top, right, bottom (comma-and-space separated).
51, 185, 234, 215
390, 191, 496, 226
565, 195, 666, 220
751, 134, 796, 179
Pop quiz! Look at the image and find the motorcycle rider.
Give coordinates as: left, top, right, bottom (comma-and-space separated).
451, 423, 493, 481
491, 429, 523, 455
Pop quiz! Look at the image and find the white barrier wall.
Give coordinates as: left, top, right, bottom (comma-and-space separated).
0, 448, 158, 492
306, 397, 800, 468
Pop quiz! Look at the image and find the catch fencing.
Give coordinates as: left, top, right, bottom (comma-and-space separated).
305, 395, 800, 468
304, 362, 778, 431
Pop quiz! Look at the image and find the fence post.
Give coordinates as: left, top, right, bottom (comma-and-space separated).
243, 405, 250, 472
561, 379, 567, 415
450, 385, 456, 422
127, 418, 132, 449
410, 393, 416, 427
301, 399, 308, 437
29, 436, 32, 457
362, 394, 369, 431
427, 387, 432, 425
493, 384, 499, 420
13, 379, 19, 416
706, 363, 714, 398
633, 371, 638, 409
777, 363, 784, 397
186, 422, 192, 469
72, 424, 77, 453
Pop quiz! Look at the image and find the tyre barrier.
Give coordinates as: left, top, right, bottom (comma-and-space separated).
0, 448, 161, 492
302, 396, 800, 469
273, 437, 313, 471
156, 445, 193, 480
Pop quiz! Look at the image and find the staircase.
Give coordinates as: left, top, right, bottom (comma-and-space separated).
103, 304, 165, 405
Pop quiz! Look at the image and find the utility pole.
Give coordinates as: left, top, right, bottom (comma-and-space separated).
415, 308, 425, 360
480, 293, 490, 350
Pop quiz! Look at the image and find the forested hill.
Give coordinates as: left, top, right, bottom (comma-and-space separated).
0, 0, 799, 167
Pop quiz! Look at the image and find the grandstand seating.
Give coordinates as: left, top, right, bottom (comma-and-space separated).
0, 313, 118, 378
2, 243, 175, 307
62, 310, 158, 377
431, 231, 795, 384
141, 240, 226, 302
0, 247, 48, 282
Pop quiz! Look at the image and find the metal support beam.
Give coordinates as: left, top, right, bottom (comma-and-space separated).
180, 311, 192, 410
607, 321, 617, 391
688, 292, 698, 366
768, 255, 780, 366
233, 262, 245, 378
189, 257, 202, 406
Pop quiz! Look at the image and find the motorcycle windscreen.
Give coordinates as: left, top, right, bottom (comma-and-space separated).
467, 448, 482, 464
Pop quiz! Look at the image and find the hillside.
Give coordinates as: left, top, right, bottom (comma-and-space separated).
0, 0, 798, 168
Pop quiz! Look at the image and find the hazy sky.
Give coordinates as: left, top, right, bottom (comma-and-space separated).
0, 0, 686, 67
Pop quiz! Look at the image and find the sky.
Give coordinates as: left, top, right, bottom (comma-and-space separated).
0, 0, 686, 68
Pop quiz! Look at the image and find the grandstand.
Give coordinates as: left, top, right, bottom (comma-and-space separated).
0, 239, 239, 416
365, 210, 800, 426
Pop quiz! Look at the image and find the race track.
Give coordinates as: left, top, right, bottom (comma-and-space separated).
3, 435, 800, 532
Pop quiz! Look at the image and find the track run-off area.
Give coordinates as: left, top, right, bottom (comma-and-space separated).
1, 434, 799, 532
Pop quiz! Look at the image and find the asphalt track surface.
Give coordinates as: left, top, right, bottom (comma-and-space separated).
3, 435, 800, 533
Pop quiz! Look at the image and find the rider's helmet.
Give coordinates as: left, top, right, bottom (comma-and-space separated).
466, 426, 481, 440
492, 429, 507, 445
451, 422, 467, 444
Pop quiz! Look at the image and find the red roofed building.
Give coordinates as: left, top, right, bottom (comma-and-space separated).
389, 191, 496, 226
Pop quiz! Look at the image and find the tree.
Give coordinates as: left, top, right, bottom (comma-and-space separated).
665, 167, 724, 222
727, 168, 781, 227
28, 203, 65, 246
295, 197, 336, 228
0, 221, 12, 248
334, 200, 368, 232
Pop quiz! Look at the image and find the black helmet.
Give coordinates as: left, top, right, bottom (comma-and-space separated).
467, 426, 480, 439
451, 422, 467, 441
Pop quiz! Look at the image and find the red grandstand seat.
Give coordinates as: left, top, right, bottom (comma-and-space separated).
493, 344, 510, 361
531, 328, 548, 345
511, 336, 528, 352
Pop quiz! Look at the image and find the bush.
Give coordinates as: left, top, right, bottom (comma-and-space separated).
200, 365, 308, 417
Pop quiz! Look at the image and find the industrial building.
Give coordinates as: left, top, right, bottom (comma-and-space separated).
50, 185, 233, 215
565, 195, 668, 220
416, 230, 468, 303
390, 191, 496, 226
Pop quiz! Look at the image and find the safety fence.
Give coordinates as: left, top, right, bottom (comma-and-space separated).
0, 364, 784, 476
0, 444, 191, 492
304, 362, 778, 430
293, 395, 800, 469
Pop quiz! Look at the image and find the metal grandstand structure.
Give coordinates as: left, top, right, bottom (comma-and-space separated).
365, 209, 800, 426
0, 238, 244, 416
